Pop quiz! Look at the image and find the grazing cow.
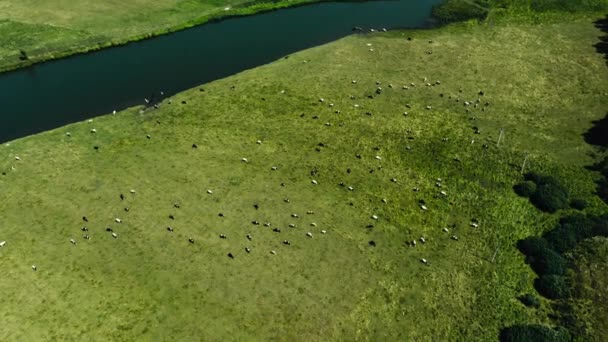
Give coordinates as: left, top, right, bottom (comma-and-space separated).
81, 226, 88, 232
82, 216, 88, 222
218, 213, 224, 217
124, 207, 130, 212
366, 224, 374, 229
264, 222, 271, 227
115, 218, 122, 223
391, 178, 397, 183
207, 190, 213, 194
241, 158, 248, 163
420, 204, 428, 211
306, 232, 313, 238
130, 189, 136, 194
368, 240, 376, 247
106, 227, 113, 232
382, 198, 388, 204
169, 215, 175, 220
32, 265, 37, 271
283, 240, 291, 245
420, 237, 426, 244
420, 258, 428, 265
174, 203, 180, 208
307, 211, 314, 215
246, 234, 252, 241
443, 227, 449, 233
321, 230, 327, 234
245, 247, 251, 253
228, 253, 234, 259
252, 220, 259, 225
83, 235, 90, 240
70, 239, 76, 245
310, 223, 317, 227
192, 144, 198, 149
270, 250, 277, 255
273, 228, 281, 233
284, 198, 290, 203
271, 166, 278, 171
291, 214, 299, 218
0, 241, 5, 247
289, 224, 296, 228
167, 227, 174, 232
311, 179, 318, 185
371, 215, 378, 220
253, 204, 259, 210
112, 233, 118, 238
347, 186, 354, 191
188, 238, 195, 244
452, 235, 459, 241
220, 234, 227, 239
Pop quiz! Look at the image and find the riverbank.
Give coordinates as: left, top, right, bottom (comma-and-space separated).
0, 0, 338, 73
1, 10, 606, 340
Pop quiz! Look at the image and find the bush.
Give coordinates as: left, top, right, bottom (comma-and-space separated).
569, 198, 587, 210
518, 293, 540, 308
529, 180, 569, 213
500, 324, 571, 342
535, 248, 568, 276
536, 275, 569, 299
432, 0, 488, 24
514, 181, 537, 197
517, 237, 550, 257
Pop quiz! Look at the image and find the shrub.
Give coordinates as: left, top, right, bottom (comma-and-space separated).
514, 181, 536, 197
518, 293, 540, 308
529, 180, 569, 213
536, 275, 569, 299
499, 324, 571, 342
517, 236, 549, 257
569, 198, 587, 210
535, 248, 568, 276
431, 0, 488, 24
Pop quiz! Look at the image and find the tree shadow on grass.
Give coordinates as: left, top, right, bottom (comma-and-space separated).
583, 112, 608, 148
594, 15, 608, 67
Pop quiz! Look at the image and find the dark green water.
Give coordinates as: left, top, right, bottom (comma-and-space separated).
0, 0, 442, 143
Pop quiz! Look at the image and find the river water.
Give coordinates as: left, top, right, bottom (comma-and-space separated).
0, 0, 442, 143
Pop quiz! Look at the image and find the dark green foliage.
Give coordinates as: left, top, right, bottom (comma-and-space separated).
431, 0, 488, 25
523, 172, 569, 213
535, 248, 568, 275
499, 324, 571, 342
569, 199, 587, 210
518, 293, 540, 308
19, 49, 28, 61
535, 275, 570, 299
530, 0, 608, 12
517, 236, 550, 257
514, 181, 537, 197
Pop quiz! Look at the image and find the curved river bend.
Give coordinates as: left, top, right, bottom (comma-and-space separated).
0, 0, 442, 143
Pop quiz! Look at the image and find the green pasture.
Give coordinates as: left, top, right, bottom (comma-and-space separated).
0, 11, 607, 340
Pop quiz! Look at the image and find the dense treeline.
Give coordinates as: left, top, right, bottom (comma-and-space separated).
517, 214, 608, 299
499, 324, 571, 342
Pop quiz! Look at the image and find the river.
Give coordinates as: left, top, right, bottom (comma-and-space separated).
0, 0, 442, 143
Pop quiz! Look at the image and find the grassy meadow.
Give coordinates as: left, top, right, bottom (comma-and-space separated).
0, 0, 319, 72
1, 10, 608, 341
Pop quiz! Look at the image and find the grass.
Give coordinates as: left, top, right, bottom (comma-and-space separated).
0, 0, 324, 73
1, 10, 607, 341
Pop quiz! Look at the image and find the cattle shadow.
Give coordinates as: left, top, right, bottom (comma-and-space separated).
595, 15, 608, 67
